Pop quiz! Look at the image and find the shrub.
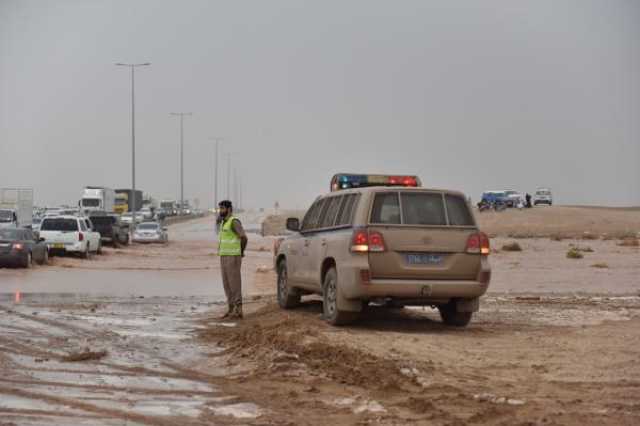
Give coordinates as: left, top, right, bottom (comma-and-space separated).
618, 238, 639, 247
566, 248, 584, 259
502, 242, 522, 252
591, 262, 609, 269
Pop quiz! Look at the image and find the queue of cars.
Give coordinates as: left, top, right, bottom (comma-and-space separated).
274, 174, 491, 328
0, 209, 172, 269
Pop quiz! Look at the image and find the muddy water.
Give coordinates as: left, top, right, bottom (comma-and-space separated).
0, 215, 268, 425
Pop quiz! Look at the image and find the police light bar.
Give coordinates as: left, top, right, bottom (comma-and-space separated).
330, 174, 422, 191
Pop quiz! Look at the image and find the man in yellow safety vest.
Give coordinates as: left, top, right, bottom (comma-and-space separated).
217, 200, 248, 319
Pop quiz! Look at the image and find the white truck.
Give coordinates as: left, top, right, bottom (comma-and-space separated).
80, 187, 115, 215
0, 188, 34, 229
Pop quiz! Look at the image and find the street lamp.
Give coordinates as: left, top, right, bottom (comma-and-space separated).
170, 112, 192, 214
115, 62, 150, 234
210, 137, 223, 210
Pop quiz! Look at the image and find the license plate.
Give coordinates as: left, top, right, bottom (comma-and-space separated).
52, 243, 65, 249
406, 253, 443, 265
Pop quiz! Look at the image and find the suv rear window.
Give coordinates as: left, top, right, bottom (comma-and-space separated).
401, 193, 446, 225
370, 192, 474, 227
371, 193, 401, 224
445, 194, 474, 226
41, 218, 78, 231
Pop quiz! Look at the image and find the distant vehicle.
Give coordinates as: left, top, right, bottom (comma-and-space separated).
80, 187, 115, 215
0, 228, 49, 268
503, 190, 524, 208
275, 174, 490, 327
32, 217, 42, 232
88, 212, 129, 247
0, 188, 34, 229
120, 212, 143, 226
480, 191, 508, 207
114, 189, 143, 214
160, 200, 177, 216
534, 188, 553, 206
39, 216, 102, 258
139, 207, 154, 220
133, 222, 168, 244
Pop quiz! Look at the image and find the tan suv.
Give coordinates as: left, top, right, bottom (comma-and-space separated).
274, 176, 491, 327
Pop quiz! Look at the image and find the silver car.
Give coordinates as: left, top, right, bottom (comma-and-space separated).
133, 222, 168, 243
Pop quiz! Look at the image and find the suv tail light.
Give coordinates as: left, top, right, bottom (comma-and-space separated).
466, 232, 490, 255
351, 229, 386, 253
78, 232, 84, 242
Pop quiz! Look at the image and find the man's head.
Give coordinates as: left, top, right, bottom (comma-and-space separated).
218, 200, 233, 219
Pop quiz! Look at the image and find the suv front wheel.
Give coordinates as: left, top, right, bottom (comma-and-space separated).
277, 261, 301, 309
438, 301, 472, 327
323, 268, 358, 326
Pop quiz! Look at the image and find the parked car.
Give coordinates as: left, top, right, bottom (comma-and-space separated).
480, 191, 508, 207
534, 188, 553, 206
39, 216, 102, 258
0, 228, 49, 268
139, 207, 154, 220
88, 212, 130, 247
133, 222, 168, 243
275, 174, 491, 327
121, 212, 143, 225
503, 190, 524, 208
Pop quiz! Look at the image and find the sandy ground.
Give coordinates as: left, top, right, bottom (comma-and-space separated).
0, 211, 639, 425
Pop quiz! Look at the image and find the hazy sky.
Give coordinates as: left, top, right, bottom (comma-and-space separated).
1, 0, 638, 209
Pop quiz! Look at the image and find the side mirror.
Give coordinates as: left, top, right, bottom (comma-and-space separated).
286, 217, 300, 232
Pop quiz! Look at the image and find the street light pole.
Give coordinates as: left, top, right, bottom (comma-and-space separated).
170, 112, 192, 214
226, 153, 231, 200
115, 62, 150, 235
209, 137, 223, 210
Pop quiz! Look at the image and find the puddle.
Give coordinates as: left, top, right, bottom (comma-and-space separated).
210, 402, 262, 419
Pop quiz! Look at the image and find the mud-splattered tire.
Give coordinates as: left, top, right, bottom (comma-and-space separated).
22, 252, 33, 269
322, 268, 358, 326
438, 302, 472, 327
81, 245, 90, 259
277, 261, 300, 309
39, 249, 49, 265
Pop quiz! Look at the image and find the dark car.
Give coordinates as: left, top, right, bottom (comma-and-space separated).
0, 228, 49, 268
88, 212, 130, 247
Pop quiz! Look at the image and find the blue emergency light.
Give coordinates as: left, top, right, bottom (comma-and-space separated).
330, 174, 421, 191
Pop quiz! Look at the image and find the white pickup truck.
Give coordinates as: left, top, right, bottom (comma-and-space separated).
39, 216, 102, 258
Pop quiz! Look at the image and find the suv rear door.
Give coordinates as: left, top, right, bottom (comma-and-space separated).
367, 191, 479, 280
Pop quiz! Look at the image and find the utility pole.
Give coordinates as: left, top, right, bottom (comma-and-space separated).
226, 153, 231, 200
209, 137, 223, 210
115, 62, 150, 235
170, 112, 192, 214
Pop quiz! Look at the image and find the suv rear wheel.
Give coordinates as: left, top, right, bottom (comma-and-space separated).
438, 301, 472, 327
323, 268, 358, 326
277, 261, 301, 309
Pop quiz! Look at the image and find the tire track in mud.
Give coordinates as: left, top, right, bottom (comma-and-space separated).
0, 298, 259, 425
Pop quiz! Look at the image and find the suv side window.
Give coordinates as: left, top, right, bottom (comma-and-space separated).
371, 193, 401, 224
79, 220, 87, 231
319, 196, 342, 229
335, 194, 358, 226
301, 199, 325, 232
